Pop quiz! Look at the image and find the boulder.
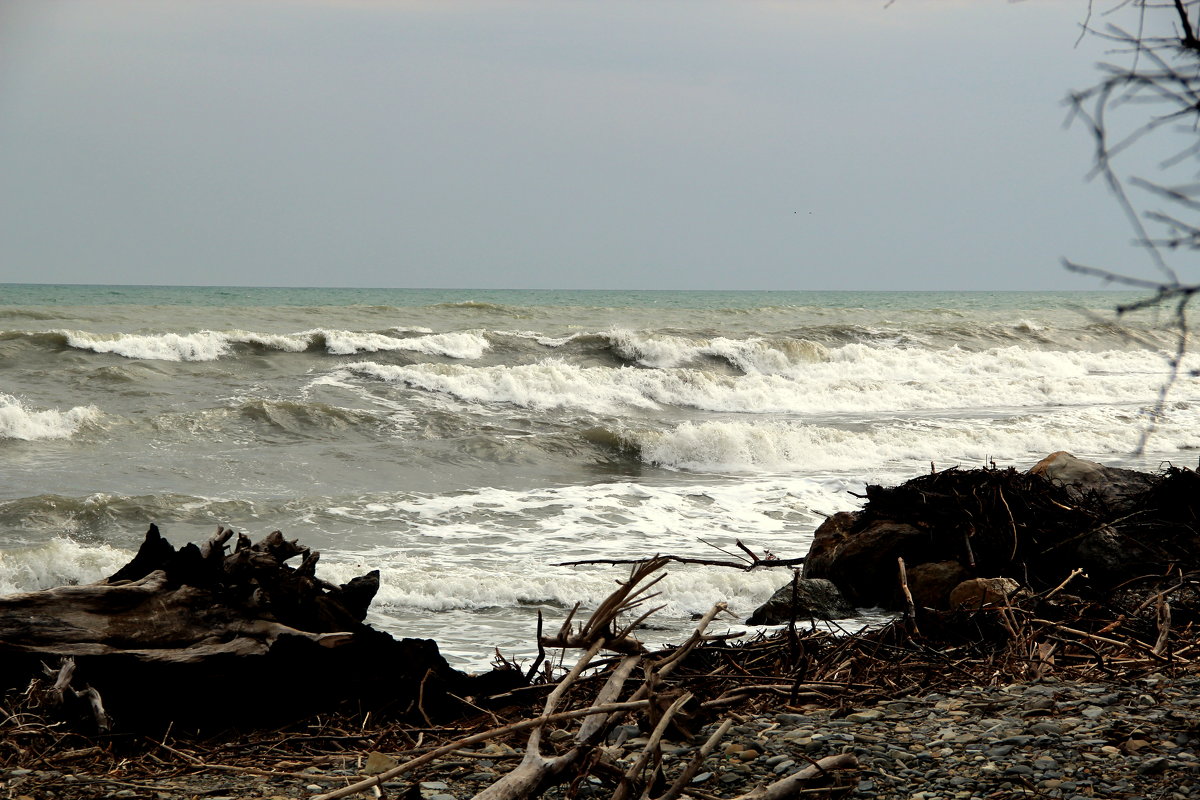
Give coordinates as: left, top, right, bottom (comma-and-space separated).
803, 516, 929, 607
907, 561, 971, 609
746, 578, 857, 624
1029, 451, 1157, 512
949, 577, 1021, 610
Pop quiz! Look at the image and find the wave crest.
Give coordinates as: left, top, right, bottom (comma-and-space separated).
0, 394, 101, 440
0, 538, 131, 595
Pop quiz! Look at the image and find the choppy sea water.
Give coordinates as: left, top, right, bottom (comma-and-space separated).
1, 285, 1196, 667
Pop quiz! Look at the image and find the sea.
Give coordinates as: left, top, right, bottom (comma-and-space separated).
1, 285, 1197, 668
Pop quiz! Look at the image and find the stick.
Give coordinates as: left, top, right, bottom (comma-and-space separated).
1044, 568, 1086, 600
656, 719, 733, 800
732, 753, 858, 800
555, 555, 804, 571
611, 692, 694, 800
1153, 598, 1172, 656
897, 558, 920, 637
311, 700, 652, 800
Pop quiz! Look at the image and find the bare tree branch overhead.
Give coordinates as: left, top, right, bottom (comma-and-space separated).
1068, 0, 1200, 453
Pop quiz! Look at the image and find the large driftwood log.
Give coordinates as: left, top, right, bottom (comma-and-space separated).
0, 524, 519, 731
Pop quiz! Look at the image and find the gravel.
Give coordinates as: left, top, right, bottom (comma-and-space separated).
5, 673, 1198, 799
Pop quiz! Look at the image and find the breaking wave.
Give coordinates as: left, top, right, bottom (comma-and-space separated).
334, 345, 1197, 416
0, 538, 130, 595
627, 408, 1200, 474
0, 394, 101, 440
568, 330, 831, 374
50, 328, 489, 361
58, 329, 307, 361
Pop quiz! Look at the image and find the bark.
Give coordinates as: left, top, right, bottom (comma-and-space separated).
0, 524, 518, 731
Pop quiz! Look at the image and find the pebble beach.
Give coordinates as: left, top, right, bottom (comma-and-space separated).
6, 672, 1197, 800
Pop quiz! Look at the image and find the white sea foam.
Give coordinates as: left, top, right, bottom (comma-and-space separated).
319, 479, 853, 601
341, 360, 662, 413
631, 407, 1200, 474
334, 345, 1199, 416
0, 538, 130, 595
60, 329, 308, 361
0, 394, 101, 440
314, 478, 860, 664
606, 329, 829, 373
318, 330, 489, 359
57, 327, 489, 361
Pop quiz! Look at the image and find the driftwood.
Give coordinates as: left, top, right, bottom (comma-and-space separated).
0, 524, 519, 731
557, 539, 804, 571
317, 560, 858, 800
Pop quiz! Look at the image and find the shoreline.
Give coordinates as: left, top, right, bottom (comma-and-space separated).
3, 455, 1198, 799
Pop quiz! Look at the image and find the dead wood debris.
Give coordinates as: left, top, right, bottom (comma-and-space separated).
3, 464, 1198, 798
4, 553, 1195, 800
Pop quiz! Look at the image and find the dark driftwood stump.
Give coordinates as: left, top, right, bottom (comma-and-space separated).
0, 525, 521, 732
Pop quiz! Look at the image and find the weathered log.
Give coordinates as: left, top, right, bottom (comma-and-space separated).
0, 524, 521, 731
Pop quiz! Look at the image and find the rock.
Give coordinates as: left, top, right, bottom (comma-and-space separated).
1029, 451, 1156, 512
908, 561, 972, 609
846, 709, 884, 723
745, 578, 857, 624
800, 511, 859, 580
949, 577, 1020, 610
1138, 757, 1171, 775
803, 516, 928, 607
1073, 524, 1153, 585
364, 752, 399, 774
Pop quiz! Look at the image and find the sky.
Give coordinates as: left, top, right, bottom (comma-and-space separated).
0, 0, 1186, 290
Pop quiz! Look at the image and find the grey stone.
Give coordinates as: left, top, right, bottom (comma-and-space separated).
1139, 757, 1171, 775
746, 578, 857, 624
846, 709, 884, 723
998, 735, 1034, 746
774, 713, 810, 725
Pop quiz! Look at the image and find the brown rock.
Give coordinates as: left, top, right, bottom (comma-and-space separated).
1030, 451, 1156, 512
800, 511, 859, 580
949, 577, 1021, 610
803, 516, 927, 607
908, 561, 971, 610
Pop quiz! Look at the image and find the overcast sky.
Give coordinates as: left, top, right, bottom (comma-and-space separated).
0, 0, 1182, 290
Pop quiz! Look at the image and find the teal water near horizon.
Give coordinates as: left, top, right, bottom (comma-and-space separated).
0, 283, 1142, 311
0, 284, 1193, 666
